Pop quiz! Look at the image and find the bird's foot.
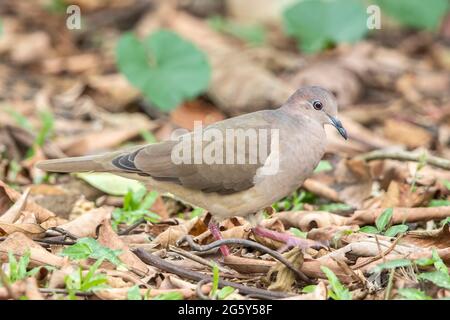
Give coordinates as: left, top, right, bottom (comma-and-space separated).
251, 226, 328, 253
208, 222, 230, 257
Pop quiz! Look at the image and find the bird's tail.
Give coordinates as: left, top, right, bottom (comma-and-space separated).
36, 154, 108, 173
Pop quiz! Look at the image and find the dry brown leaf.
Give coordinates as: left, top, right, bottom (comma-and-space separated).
94, 287, 194, 300
170, 100, 225, 130
0, 232, 64, 267
97, 219, 157, 278
57, 207, 112, 238
402, 224, 450, 249
267, 247, 303, 292
383, 119, 433, 148
0, 180, 55, 223
152, 218, 205, 248
223, 255, 275, 274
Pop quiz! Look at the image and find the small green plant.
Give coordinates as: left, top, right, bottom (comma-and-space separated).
4, 251, 41, 284
140, 130, 157, 144
26, 111, 55, 159
376, 0, 449, 30
61, 237, 124, 267
208, 16, 266, 46
189, 207, 205, 220
65, 259, 108, 300
289, 227, 307, 239
210, 264, 235, 300
417, 249, 450, 290
7, 109, 55, 160
127, 285, 143, 300
397, 288, 432, 300
273, 190, 315, 212
283, 0, 368, 53
116, 30, 211, 111
112, 189, 161, 230
152, 292, 184, 300
359, 208, 408, 237
321, 266, 351, 300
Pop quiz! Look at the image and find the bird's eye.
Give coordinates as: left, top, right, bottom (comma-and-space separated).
313, 101, 323, 110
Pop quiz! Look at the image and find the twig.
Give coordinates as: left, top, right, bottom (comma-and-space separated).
195, 279, 211, 300
133, 248, 292, 299
352, 234, 404, 270
168, 245, 231, 274
39, 288, 93, 297
357, 149, 450, 170
178, 236, 312, 284
118, 218, 146, 236
48, 227, 79, 240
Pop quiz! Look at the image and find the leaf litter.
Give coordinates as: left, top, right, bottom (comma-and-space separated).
0, 0, 449, 300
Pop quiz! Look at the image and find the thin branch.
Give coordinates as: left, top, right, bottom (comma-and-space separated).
357, 149, 450, 170
132, 248, 292, 299
178, 236, 312, 284
118, 218, 146, 236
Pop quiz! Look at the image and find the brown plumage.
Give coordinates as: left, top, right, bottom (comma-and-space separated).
37, 86, 346, 222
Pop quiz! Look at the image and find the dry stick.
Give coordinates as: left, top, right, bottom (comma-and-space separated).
133, 248, 292, 299
169, 245, 231, 274
179, 236, 312, 284
118, 218, 146, 236
195, 279, 211, 300
39, 288, 93, 297
357, 149, 450, 170
352, 235, 404, 270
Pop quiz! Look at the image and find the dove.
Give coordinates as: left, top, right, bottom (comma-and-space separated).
37, 86, 347, 256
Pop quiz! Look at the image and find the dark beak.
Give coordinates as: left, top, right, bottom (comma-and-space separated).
328, 115, 347, 140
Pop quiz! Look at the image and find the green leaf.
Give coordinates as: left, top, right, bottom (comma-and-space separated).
189, 207, 205, 219
440, 217, 450, 226
217, 286, 235, 300
443, 180, 450, 190
359, 226, 379, 234
376, 0, 449, 30
321, 266, 351, 300
429, 199, 450, 207
139, 190, 158, 211
211, 263, 220, 299
62, 238, 124, 267
76, 172, 145, 196
397, 288, 432, 300
302, 285, 317, 293
384, 224, 408, 237
418, 271, 450, 290
283, 0, 368, 53
319, 203, 352, 212
152, 292, 183, 300
376, 208, 393, 232
415, 258, 435, 267
208, 16, 266, 46
289, 227, 307, 239
432, 248, 448, 274
127, 285, 142, 300
116, 30, 211, 111
372, 259, 412, 273
314, 160, 333, 173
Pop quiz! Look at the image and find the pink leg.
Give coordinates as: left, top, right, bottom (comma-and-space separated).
208, 222, 230, 257
252, 226, 327, 252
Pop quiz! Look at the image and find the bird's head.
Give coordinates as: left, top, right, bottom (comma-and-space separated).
283, 86, 347, 140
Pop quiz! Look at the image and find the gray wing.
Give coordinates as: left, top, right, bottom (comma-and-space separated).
111, 111, 275, 194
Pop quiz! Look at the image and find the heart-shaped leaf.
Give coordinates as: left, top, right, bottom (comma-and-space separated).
116, 30, 211, 110
283, 0, 368, 53
376, 0, 449, 30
